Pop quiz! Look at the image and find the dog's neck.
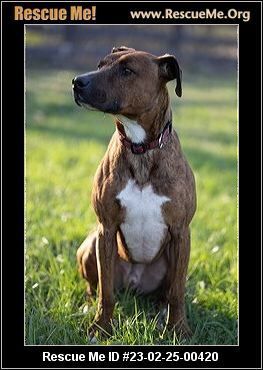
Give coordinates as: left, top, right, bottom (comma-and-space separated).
115, 115, 147, 144
115, 89, 172, 144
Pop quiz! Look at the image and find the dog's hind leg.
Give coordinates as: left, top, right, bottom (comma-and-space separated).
77, 231, 98, 297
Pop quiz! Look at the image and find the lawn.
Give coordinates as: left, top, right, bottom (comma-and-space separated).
25, 69, 238, 345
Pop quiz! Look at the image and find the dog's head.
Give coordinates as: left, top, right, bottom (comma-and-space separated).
72, 46, 182, 118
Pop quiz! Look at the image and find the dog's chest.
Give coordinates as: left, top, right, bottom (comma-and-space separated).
116, 179, 170, 264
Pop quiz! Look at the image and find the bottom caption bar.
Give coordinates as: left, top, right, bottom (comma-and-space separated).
42, 350, 219, 365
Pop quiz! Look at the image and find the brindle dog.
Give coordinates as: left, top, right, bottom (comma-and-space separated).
72, 46, 196, 338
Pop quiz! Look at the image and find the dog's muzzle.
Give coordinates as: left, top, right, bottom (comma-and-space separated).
72, 73, 108, 110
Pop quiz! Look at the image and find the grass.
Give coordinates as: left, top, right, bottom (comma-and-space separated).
25, 69, 237, 345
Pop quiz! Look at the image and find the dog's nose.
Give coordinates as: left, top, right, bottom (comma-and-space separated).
72, 76, 90, 89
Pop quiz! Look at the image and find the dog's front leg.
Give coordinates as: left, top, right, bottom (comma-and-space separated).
88, 223, 117, 337
165, 226, 192, 338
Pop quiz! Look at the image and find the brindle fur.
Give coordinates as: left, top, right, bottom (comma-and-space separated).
73, 46, 196, 338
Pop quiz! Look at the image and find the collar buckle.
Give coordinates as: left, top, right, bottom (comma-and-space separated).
158, 122, 172, 149
158, 133, 164, 149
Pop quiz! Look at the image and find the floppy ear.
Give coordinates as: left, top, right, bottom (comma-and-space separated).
111, 46, 136, 54
157, 54, 182, 97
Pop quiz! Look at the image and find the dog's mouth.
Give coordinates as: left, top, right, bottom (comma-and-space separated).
72, 87, 99, 111
73, 94, 82, 107
72, 79, 121, 114
72, 90, 121, 115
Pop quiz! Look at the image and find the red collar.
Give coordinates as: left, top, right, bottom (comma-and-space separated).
117, 121, 172, 155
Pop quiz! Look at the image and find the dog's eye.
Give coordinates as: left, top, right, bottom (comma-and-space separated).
122, 67, 134, 76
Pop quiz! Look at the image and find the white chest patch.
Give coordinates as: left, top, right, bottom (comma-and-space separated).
116, 115, 146, 144
116, 180, 170, 264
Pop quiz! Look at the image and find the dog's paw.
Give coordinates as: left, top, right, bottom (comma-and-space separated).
168, 318, 193, 340
173, 321, 193, 339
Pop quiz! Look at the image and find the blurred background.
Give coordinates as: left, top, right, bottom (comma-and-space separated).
26, 25, 236, 74
25, 25, 238, 345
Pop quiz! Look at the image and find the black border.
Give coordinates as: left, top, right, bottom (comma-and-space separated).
1, 1, 262, 369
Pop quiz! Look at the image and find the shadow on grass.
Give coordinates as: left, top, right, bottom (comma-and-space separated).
26, 291, 237, 345
184, 146, 236, 172
29, 121, 112, 145
114, 291, 237, 345
29, 122, 236, 173
186, 304, 237, 345
28, 123, 236, 175
181, 127, 237, 146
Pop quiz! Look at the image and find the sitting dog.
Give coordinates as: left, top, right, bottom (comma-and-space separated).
72, 46, 196, 338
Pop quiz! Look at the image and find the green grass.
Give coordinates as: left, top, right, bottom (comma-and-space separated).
25, 69, 238, 345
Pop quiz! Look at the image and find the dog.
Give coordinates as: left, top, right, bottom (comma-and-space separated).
72, 46, 196, 338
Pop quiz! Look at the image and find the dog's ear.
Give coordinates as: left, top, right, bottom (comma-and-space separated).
157, 54, 182, 97
111, 46, 135, 53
